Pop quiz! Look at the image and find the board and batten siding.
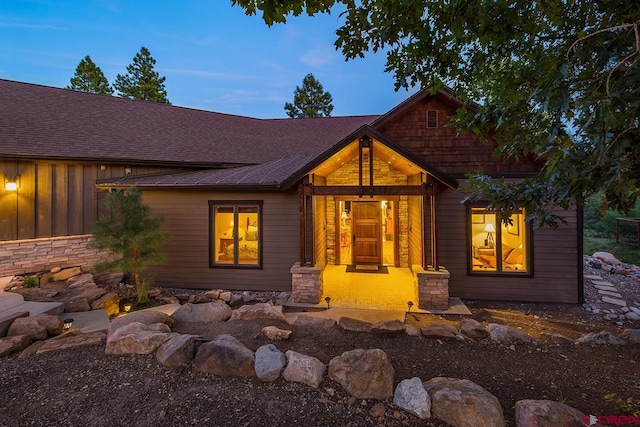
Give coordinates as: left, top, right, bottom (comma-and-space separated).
436, 186, 580, 303
0, 160, 173, 241
141, 190, 299, 292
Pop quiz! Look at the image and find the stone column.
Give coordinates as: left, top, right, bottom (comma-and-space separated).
290, 262, 324, 304
414, 265, 450, 310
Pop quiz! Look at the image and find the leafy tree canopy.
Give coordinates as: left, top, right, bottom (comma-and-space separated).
114, 47, 170, 104
285, 73, 334, 118
233, 0, 640, 227
66, 55, 113, 95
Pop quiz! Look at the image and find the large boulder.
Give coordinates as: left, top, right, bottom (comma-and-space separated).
575, 331, 626, 346
67, 273, 95, 289
107, 310, 175, 340
194, 334, 255, 376
8, 314, 63, 340
105, 322, 176, 355
337, 317, 372, 332
0, 335, 31, 358
460, 318, 489, 340
328, 348, 394, 399
515, 399, 586, 427
64, 298, 91, 313
156, 334, 206, 367
255, 344, 286, 382
91, 292, 120, 317
37, 331, 106, 354
293, 315, 337, 328
282, 350, 326, 389
487, 323, 535, 344
75, 286, 107, 304
423, 377, 505, 427
0, 311, 29, 338
394, 377, 431, 420
171, 301, 232, 323
421, 323, 461, 341
261, 326, 292, 341
229, 303, 286, 321
592, 251, 620, 265
371, 319, 406, 334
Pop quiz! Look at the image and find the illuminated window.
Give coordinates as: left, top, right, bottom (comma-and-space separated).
469, 206, 529, 274
209, 201, 262, 267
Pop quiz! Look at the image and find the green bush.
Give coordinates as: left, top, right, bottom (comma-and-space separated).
23, 276, 38, 288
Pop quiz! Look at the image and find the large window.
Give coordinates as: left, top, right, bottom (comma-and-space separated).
469, 206, 529, 274
209, 201, 262, 268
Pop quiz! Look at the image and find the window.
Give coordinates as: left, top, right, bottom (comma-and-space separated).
426, 110, 438, 128
469, 206, 529, 274
209, 201, 262, 267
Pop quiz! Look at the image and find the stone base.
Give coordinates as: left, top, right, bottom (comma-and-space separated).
290, 262, 324, 304
414, 265, 450, 311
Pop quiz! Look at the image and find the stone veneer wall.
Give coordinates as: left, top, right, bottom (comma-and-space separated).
325, 156, 409, 266
414, 265, 450, 310
290, 262, 324, 304
0, 234, 110, 277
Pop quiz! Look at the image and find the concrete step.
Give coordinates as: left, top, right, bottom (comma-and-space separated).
0, 301, 65, 317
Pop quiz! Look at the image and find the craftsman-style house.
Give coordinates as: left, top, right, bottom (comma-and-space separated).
0, 79, 582, 308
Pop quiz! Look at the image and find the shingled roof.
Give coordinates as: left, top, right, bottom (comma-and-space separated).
0, 79, 378, 167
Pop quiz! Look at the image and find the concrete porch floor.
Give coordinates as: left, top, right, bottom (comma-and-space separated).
286, 265, 471, 315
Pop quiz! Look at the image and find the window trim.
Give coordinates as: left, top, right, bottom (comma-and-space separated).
465, 203, 534, 277
208, 200, 263, 269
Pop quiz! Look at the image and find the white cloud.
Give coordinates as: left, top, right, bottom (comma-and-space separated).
299, 46, 339, 68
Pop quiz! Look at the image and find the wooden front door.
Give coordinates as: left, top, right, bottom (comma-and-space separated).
352, 202, 381, 264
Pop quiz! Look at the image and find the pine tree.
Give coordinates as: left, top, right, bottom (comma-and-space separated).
284, 73, 333, 118
90, 187, 168, 305
67, 55, 113, 95
114, 47, 170, 104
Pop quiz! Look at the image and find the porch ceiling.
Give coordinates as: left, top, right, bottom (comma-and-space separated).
309, 138, 424, 178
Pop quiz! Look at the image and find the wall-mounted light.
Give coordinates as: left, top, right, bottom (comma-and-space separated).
124, 167, 132, 175
4, 177, 19, 192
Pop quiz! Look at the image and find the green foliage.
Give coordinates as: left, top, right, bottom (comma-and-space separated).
66, 55, 113, 95
90, 187, 168, 304
583, 193, 640, 237
284, 73, 334, 118
114, 47, 170, 104
604, 393, 640, 417
23, 276, 38, 288
234, 0, 640, 227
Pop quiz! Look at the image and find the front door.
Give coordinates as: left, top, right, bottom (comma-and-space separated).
352, 202, 381, 264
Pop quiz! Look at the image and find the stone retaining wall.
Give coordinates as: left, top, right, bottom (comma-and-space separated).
0, 235, 110, 277
290, 262, 324, 304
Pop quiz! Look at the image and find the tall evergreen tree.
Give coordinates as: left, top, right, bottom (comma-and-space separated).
284, 73, 333, 118
66, 55, 113, 95
114, 47, 170, 104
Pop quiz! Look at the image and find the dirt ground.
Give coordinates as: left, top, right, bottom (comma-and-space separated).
2, 265, 640, 426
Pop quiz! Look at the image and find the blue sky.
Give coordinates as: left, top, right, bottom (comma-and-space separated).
1, 0, 418, 118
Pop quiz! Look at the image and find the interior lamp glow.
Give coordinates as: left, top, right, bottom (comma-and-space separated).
5, 181, 17, 191
484, 223, 495, 247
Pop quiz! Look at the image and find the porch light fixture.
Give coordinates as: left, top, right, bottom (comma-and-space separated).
407, 301, 414, 312
4, 177, 18, 191
484, 223, 495, 248
123, 303, 132, 313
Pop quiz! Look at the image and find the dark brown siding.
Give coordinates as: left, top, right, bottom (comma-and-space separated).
0, 160, 173, 241
142, 190, 299, 292
437, 184, 579, 303
378, 97, 541, 175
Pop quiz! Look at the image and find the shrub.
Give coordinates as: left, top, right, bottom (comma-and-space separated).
23, 276, 38, 288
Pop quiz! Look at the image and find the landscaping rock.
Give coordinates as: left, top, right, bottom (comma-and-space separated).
421, 323, 460, 340
255, 344, 286, 382
575, 331, 626, 345
461, 318, 489, 339
37, 331, 106, 354
393, 377, 431, 420
619, 329, 640, 344
328, 348, 394, 399
219, 291, 232, 302
487, 323, 535, 344
91, 292, 120, 317
64, 298, 91, 313
156, 334, 206, 367
282, 350, 326, 389
539, 332, 574, 345
624, 311, 640, 321
338, 317, 372, 332
371, 319, 406, 334
229, 302, 286, 321
293, 315, 336, 328
261, 326, 292, 341
194, 334, 255, 376
515, 399, 586, 427
0, 311, 29, 338
105, 322, 175, 355
67, 273, 95, 289
203, 289, 220, 300
172, 301, 232, 323
0, 335, 31, 357
107, 310, 175, 340
424, 377, 505, 427
51, 267, 83, 282
404, 324, 421, 336
592, 252, 620, 265
8, 314, 63, 340
75, 286, 108, 304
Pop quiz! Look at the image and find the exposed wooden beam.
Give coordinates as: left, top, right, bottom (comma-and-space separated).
308, 185, 425, 196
